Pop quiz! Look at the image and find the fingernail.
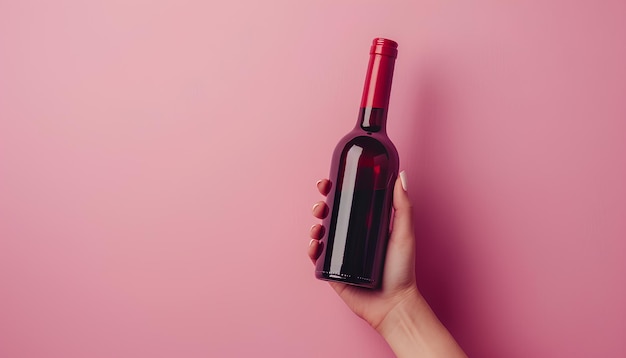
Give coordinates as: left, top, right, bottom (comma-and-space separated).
316, 179, 323, 186
312, 203, 320, 212
310, 224, 317, 232
309, 239, 317, 247
400, 171, 408, 191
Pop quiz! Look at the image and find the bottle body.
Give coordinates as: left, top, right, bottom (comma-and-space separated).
315, 126, 398, 288
315, 38, 399, 288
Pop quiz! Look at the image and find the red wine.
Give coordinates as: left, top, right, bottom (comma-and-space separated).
315, 39, 399, 288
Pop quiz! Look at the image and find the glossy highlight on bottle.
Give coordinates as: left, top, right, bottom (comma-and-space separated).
315, 38, 399, 288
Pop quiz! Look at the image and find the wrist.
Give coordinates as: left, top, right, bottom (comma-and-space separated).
376, 289, 467, 358
375, 287, 426, 339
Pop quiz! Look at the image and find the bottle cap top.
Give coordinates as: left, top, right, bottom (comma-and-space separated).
370, 38, 398, 58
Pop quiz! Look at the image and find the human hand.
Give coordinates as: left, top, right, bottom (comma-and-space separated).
308, 172, 468, 358
308, 172, 421, 332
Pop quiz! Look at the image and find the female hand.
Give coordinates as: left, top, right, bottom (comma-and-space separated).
308, 173, 420, 331
308, 173, 467, 358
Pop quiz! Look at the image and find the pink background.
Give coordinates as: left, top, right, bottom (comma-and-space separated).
1, 1, 625, 357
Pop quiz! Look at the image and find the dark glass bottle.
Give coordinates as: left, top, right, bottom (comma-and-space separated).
315, 38, 399, 289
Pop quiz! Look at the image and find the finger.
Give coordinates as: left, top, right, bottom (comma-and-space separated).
312, 201, 329, 219
308, 238, 322, 262
316, 179, 331, 196
310, 224, 325, 239
390, 171, 413, 240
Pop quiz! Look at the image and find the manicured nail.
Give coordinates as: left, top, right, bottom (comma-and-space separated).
310, 224, 317, 232
316, 179, 323, 186
309, 239, 317, 247
400, 171, 408, 191
312, 203, 320, 212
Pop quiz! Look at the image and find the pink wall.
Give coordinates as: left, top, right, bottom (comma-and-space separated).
1, 1, 625, 357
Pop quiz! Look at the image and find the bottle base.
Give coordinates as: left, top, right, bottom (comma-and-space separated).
315, 270, 379, 289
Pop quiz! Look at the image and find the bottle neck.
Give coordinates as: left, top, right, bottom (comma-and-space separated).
358, 107, 388, 133
358, 40, 397, 133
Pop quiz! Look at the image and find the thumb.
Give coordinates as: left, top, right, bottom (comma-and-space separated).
391, 171, 413, 240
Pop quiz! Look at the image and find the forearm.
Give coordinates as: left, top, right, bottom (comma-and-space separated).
377, 293, 467, 358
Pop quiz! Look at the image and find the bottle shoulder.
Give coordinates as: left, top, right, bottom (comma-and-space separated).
335, 130, 397, 153
332, 130, 399, 166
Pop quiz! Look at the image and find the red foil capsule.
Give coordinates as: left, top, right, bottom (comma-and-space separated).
360, 38, 398, 109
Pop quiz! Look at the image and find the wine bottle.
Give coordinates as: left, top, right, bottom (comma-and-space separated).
315, 38, 399, 289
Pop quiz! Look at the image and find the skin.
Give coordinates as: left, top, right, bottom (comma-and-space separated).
309, 175, 468, 358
